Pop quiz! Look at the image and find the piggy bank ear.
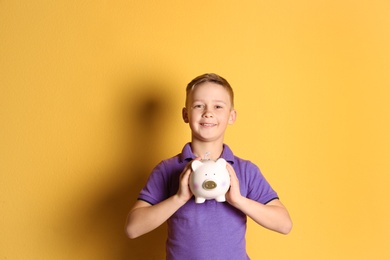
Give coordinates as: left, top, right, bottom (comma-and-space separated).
216, 158, 227, 168
191, 160, 203, 171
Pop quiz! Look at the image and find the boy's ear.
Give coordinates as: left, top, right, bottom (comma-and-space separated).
228, 109, 237, 124
182, 107, 189, 123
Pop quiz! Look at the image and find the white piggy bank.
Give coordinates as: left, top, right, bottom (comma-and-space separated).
189, 158, 231, 204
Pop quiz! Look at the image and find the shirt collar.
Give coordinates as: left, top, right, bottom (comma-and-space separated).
180, 142, 235, 164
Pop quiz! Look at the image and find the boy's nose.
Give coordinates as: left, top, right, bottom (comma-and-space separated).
202, 110, 213, 118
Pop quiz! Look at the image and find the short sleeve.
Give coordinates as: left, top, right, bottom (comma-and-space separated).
138, 161, 170, 205
241, 162, 279, 204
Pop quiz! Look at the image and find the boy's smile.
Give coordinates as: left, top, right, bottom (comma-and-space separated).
182, 82, 236, 143
200, 123, 217, 127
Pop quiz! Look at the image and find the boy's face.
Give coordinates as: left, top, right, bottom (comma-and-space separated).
183, 82, 236, 143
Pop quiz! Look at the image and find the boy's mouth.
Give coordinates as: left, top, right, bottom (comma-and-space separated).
200, 123, 216, 127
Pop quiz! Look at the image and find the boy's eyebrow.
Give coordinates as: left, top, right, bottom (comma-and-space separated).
214, 99, 228, 103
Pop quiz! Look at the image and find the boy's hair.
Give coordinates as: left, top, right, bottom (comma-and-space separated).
185, 73, 234, 108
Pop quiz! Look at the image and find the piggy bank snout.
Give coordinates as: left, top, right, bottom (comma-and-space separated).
202, 180, 217, 190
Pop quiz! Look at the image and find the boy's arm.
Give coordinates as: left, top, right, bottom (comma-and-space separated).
225, 163, 293, 234
125, 162, 194, 239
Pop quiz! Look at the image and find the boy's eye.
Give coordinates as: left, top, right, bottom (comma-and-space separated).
193, 104, 204, 109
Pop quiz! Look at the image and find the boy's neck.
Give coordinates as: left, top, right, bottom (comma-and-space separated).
190, 140, 224, 161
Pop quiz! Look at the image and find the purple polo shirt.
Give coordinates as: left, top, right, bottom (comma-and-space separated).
138, 143, 279, 260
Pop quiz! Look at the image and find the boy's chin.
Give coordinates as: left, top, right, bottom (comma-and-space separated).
193, 135, 223, 143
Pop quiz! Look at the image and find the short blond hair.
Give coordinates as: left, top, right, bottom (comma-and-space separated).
185, 73, 234, 108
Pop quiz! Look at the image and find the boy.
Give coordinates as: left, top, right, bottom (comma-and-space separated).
126, 73, 292, 259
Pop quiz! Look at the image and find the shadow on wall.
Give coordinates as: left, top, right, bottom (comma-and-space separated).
64, 80, 175, 259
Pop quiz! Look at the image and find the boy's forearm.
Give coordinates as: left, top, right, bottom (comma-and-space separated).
126, 195, 187, 239
231, 197, 292, 234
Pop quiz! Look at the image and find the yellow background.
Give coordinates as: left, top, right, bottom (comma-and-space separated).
1, 1, 389, 259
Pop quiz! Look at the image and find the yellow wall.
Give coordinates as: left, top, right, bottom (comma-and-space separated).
1, 1, 389, 259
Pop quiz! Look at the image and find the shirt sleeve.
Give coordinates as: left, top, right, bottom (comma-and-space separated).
138, 161, 170, 205
244, 162, 279, 204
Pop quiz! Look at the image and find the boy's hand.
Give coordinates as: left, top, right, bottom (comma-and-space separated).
225, 163, 243, 206
176, 158, 200, 203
